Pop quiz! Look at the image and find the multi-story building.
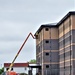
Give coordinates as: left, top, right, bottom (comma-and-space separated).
35, 11, 75, 75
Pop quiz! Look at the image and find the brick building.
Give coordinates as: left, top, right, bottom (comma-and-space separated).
35, 11, 75, 75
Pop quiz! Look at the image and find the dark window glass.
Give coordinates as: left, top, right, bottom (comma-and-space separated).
45, 40, 49, 43
46, 65, 49, 68
45, 28, 49, 31
46, 53, 49, 56
6, 68, 9, 71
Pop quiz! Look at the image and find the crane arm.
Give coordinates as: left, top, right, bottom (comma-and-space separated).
8, 32, 35, 71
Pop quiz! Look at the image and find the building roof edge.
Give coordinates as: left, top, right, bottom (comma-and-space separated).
34, 24, 57, 36
57, 11, 75, 26
34, 11, 75, 36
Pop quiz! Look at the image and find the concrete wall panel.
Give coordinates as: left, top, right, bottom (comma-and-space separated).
51, 28, 59, 39
71, 15, 75, 29
43, 28, 50, 39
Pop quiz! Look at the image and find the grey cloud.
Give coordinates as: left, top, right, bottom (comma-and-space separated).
0, 40, 36, 66
0, 0, 74, 13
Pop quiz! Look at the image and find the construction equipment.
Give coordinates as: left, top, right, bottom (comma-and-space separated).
8, 32, 35, 71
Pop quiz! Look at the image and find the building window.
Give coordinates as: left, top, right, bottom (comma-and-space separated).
46, 53, 49, 56
45, 28, 49, 31
6, 68, 9, 71
6, 68, 13, 71
45, 40, 49, 43
46, 65, 49, 68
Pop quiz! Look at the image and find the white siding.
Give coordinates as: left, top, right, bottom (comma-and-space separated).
4, 67, 36, 75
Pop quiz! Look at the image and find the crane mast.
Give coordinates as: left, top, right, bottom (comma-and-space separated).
8, 32, 35, 71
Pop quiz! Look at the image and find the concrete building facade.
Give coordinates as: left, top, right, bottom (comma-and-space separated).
35, 11, 75, 75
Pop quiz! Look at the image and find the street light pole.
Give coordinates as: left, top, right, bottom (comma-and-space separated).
0, 64, 2, 69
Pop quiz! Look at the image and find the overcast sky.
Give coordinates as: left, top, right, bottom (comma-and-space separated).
0, 0, 74, 68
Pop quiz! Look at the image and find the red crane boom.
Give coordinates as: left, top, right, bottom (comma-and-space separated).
8, 32, 35, 71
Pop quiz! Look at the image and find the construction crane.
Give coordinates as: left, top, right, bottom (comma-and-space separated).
8, 32, 35, 71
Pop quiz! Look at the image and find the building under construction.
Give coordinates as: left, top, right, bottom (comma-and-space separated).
35, 11, 75, 75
